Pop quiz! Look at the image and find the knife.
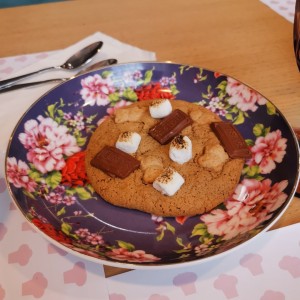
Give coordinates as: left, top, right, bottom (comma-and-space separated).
0, 58, 118, 94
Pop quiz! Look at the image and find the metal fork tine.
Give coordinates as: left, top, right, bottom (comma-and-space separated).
294, 0, 300, 71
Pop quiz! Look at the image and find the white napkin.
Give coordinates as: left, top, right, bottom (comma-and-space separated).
260, 0, 296, 22
0, 31, 156, 157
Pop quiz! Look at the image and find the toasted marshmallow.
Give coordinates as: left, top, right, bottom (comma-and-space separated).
169, 135, 192, 164
116, 131, 141, 154
149, 99, 172, 118
153, 167, 184, 196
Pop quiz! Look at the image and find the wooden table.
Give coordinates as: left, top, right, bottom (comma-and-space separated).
0, 0, 299, 277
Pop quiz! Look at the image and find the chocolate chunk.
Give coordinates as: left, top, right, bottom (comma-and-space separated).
149, 109, 193, 144
211, 122, 252, 159
90, 146, 140, 179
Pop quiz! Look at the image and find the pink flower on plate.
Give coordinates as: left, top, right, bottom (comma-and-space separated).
6, 157, 37, 192
80, 74, 115, 106
106, 248, 161, 263
85, 233, 104, 246
226, 77, 267, 112
201, 178, 288, 240
44, 191, 63, 205
18, 116, 80, 174
75, 228, 90, 238
249, 130, 287, 174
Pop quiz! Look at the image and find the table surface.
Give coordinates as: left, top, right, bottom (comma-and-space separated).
0, 0, 299, 278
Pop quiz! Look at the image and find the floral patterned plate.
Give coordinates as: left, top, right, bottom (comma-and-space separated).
5, 62, 300, 269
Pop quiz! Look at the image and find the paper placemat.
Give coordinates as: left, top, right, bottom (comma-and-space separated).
106, 222, 300, 299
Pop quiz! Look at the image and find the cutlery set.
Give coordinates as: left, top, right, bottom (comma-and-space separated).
0, 41, 117, 93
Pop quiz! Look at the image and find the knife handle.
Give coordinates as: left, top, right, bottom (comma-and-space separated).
0, 78, 64, 94
0, 66, 55, 90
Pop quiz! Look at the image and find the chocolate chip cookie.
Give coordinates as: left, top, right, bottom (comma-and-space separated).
85, 100, 245, 217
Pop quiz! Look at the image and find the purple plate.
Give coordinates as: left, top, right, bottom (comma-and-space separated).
5, 62, 300, 269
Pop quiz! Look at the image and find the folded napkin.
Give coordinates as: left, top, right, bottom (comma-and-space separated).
0, 31, 156, 155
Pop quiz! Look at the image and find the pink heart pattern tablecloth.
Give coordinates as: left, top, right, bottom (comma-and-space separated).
106, 223, 300, 300
0, 176, 109, 300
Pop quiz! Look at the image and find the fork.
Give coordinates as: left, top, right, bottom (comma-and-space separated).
294, 0, 300, 70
